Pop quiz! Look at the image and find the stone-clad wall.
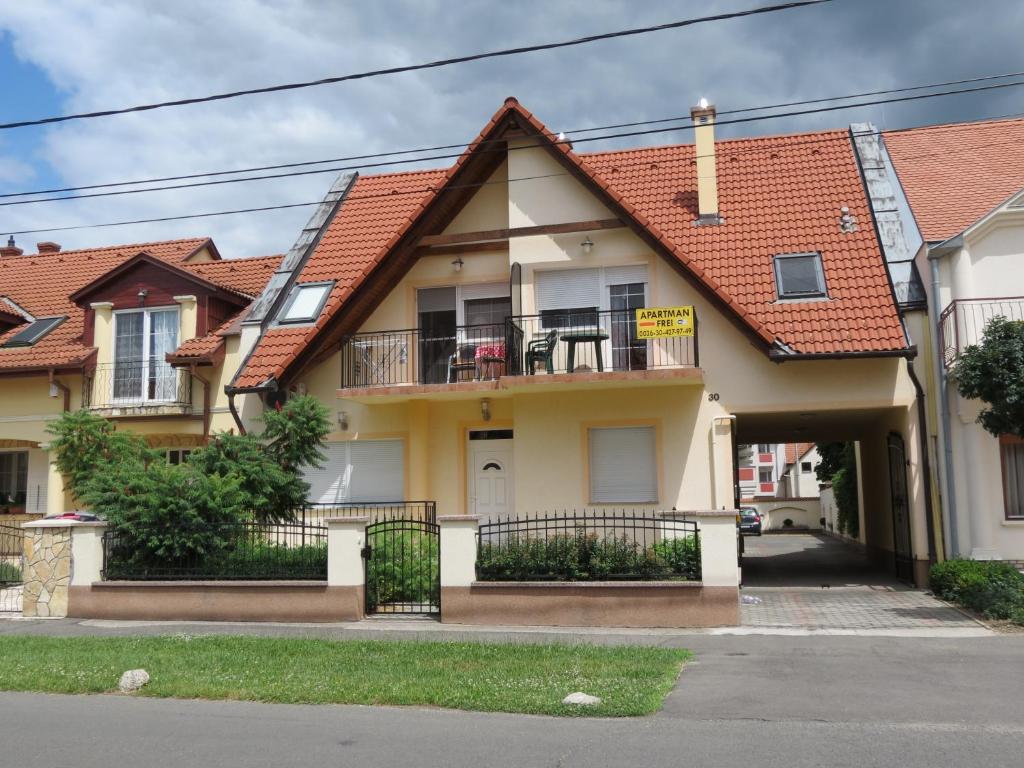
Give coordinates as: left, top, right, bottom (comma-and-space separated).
22, 527, 71, 617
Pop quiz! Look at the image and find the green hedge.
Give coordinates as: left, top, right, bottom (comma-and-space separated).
365, 530, 438, 607
477, 533, 700, 582
930, 559, 1024, 624
0, 561, 21, 583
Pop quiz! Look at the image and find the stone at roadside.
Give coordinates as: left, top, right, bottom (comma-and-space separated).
118, 669, 150, 693
562, 691, 601, 706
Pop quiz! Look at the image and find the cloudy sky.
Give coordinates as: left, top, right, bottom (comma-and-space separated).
0, 0, 1021, 257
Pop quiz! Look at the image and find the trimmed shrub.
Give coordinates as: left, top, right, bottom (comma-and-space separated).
477, 533, 700, 582
0, 561, 21, 582
930, 559, 1024, 622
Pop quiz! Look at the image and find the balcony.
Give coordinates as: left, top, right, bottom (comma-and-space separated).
755, 481, 777, 496
939, 297, 1024, 368
339, 309, 699, 396
84, 360, 193, 416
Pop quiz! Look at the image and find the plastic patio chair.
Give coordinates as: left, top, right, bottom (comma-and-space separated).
525, 330, 558, 375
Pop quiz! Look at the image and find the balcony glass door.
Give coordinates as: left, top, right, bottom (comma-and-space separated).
609, 282, 647, 371
113, 308, 179, 403
417, 287, 456, 385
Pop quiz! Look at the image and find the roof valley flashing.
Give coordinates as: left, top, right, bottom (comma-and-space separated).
231, 171, 358, 391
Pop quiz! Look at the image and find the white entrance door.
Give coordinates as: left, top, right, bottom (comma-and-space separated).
468, 433, 513, 519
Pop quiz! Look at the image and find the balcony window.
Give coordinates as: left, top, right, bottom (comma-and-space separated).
113, 307, 179, 403
759, 468, 774, 484
774, 253, 827, 300
1001, 436, 1024, 520
0, 451, 28, 507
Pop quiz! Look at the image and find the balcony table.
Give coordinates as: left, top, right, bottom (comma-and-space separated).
560, 329, 609, 373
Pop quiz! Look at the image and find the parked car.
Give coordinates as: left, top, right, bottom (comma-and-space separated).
739, 508, 762, 536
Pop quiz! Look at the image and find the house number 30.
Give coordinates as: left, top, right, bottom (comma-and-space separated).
707, 392, 720, 402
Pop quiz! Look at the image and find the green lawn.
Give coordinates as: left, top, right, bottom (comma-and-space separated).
0, 635, 689, 717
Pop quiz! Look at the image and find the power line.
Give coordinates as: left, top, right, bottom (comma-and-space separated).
3, 75, 1024, 208
7, 64, 1024, 202
0, 1, 831, 131
6, 109, 1023, 238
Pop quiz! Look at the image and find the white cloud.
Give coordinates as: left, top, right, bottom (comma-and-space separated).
0, 0, 1021, 255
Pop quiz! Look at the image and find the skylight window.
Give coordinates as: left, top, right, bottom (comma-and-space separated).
774, 253, 827, 300
0, 316, 66, 348
278, 282, 333, 324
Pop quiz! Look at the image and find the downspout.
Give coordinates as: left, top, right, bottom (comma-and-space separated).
905, 358, 939, 566
226, 388, 246, 435
47, 369, 71, 412
929, 256, 959, 555
189, 364, 212, 440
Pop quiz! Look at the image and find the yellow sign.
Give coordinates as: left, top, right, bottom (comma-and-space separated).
635, 306, 694, 338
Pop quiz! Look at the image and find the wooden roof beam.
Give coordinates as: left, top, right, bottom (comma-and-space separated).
417, 217, 623, 248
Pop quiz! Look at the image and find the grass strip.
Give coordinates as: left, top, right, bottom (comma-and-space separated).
0, 635, 689, 717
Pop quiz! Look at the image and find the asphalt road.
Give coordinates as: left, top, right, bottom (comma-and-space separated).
2, 633, 1022, 767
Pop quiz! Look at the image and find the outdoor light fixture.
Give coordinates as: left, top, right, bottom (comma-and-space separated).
452, 256, 464, 272
480, 398, 491, 422
137, 288, 148, 305
338, 411, 349, 431
581, 236, 594, 255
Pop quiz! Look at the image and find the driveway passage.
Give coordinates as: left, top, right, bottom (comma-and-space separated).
740, 534, 980, 631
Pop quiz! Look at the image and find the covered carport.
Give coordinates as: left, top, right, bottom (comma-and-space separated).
734, 404, 938, 587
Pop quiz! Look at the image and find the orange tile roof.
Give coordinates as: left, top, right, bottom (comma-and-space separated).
236, 99, 906, 388
0, 241, 278, 372
785, 442, 815, 465
884, 117, 1024, 242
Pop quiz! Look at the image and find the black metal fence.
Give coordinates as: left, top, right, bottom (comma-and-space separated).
364, 517, 440, 615
938, 298, 1024, 368
339, 310, 699, 388
299, 501, 437, 526
476, 511, 701, 582
0, 523, 25, 613
84, 360, 192, 409
102, 520, 327, 581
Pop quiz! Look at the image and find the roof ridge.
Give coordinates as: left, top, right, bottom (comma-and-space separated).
1, 236, 209, 259
885, 115, 1024, 137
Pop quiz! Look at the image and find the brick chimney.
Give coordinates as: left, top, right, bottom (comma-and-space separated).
36, 241, 61, 254
691, 98, 721, 225
0, 235, 23, 258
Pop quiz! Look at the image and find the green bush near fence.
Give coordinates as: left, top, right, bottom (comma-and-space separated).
930, 559, 1024, 625
365, 530, 438, 607
477, 532, 700, 582
0, 561, 21, 583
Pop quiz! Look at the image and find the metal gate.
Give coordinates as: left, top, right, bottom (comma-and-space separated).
887, 433, 915, 582
0, 523, 25, 614
363, 518, 440, 615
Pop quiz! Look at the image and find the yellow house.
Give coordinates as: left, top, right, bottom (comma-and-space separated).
224, 98, 939, 585
0, 237, 280, 520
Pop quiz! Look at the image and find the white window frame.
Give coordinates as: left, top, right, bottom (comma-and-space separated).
111, 306, 180, 404
278, 281, 334, 325
533, 263, 649, 320
587, 425, 659, 504
416, 282, 511, 344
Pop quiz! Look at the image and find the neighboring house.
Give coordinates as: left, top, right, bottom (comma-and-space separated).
227, 97, 936, 584
876, 117, 1024, 566
0, 238, 280, 518
738, 442, 822, 530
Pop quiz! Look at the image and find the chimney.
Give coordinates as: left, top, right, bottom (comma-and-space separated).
36, 241, 61, 254
691, 98, 721, 225
0, 235, 23, 258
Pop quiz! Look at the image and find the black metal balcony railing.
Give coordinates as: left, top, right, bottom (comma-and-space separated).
340, 310, 698, 389
83, 360, 192, 409
939, 298, 1024, 368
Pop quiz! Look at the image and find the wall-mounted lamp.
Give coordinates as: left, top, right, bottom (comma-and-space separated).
137, 288, 149, 306
337, 411, 349, 431
580, 236, 594, 255
452, 256, 464, 272
480, 398, 491, 422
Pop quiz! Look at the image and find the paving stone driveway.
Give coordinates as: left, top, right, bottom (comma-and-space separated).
740, 534, 980, 631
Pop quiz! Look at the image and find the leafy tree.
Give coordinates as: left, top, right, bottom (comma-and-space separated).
815, 442, 847, 484
816, 441, 859, 537
953, 316, 1024, 438
262, 395, 330, 474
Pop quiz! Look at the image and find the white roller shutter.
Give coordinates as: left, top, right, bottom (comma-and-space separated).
534, 268, 601, 311
26, 449, 48, 514
588, 426, 658, 503
604, 265, 648, 286
459, 281, 509, 301
304, 440, 404, 504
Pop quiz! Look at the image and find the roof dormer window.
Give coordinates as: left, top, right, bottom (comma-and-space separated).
0, 316, 66, 348
773, 253, 827, 300
278, 281, 333, 324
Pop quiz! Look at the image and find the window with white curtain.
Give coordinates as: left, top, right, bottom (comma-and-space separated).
304, 440, 404, 504
113, 308, 179, 402
588, 426, 658, 503
1001, 437, 1024, 520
